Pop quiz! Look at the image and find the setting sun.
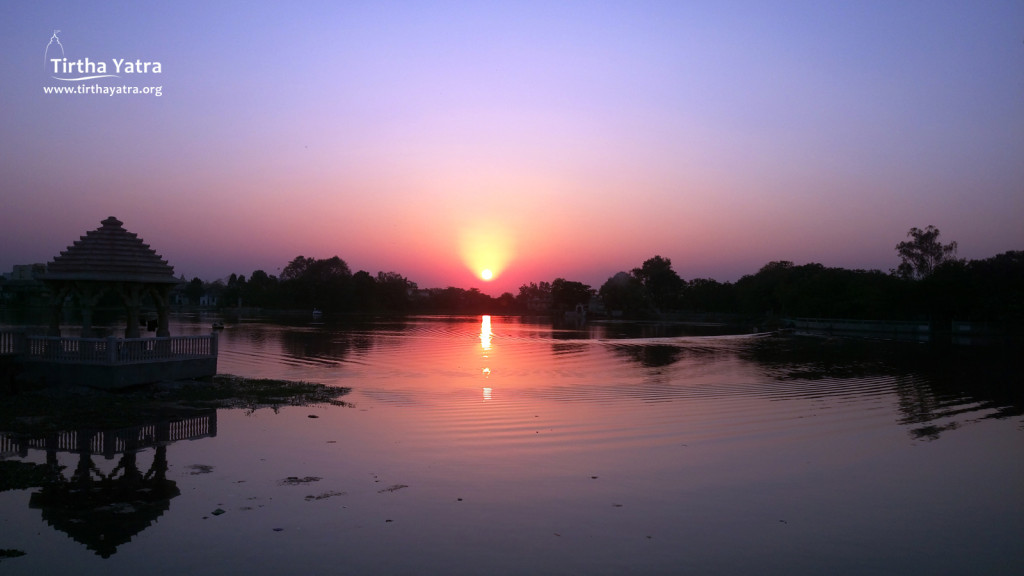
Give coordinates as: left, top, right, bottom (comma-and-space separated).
459, 225, 514, 284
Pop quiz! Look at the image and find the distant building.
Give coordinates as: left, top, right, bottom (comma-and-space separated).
0, 263, 48, 306
7, 263, 47, 281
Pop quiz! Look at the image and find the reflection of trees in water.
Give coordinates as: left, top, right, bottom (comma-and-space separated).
742, 335, 897, 381
551, 322, 743, 366
0, 411, 216, 558
745, 336, 1024, 440
894, 346, 1024, 440
609, 339, 748, 370
599, 322, 741, 340
551, 342, 587, 357
610, 344, 684, 368
278, 319, 408, 362
281, 329, 353, 362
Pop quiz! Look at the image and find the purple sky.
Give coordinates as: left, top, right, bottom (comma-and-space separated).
2, 1, 1022, 295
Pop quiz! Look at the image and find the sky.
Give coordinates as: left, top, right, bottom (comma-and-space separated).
2, 1, 1022, 296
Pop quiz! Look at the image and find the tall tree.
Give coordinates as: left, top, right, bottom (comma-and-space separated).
682, 278, 735, 313
599, 271, 650, 315
550, 278, 593, 312
632, 255, 684, 311
376, 271, 416, 311
185, 277, 205, 305
515, 281, 552, 312
244, 269, 279, 308
895, 226, 959, 280
280, 255, 353, 311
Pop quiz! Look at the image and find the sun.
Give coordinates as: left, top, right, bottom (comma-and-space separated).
459, 224, 514, 283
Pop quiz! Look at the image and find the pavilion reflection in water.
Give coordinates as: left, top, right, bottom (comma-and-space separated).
0, 410, 216, 558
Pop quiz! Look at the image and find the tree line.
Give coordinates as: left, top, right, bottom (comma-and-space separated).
189, 227, 1021, 326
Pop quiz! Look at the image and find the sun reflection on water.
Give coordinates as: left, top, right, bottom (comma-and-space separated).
480, 315, 492, 351
481, 315, 493, 399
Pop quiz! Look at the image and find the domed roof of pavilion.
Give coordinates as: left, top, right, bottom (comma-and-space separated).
42, 217, 179, 284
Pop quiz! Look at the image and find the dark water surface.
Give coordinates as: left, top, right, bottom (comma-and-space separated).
2, 315, 1022, 575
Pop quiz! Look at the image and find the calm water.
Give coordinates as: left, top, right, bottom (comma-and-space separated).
1, 315, 1022, 575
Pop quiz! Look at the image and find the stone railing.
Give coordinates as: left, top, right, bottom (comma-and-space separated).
0, 411, 217, 458
0, 330, 22, 356
11, 333, 218, 364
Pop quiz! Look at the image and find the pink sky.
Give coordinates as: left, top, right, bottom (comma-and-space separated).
2, 2, 1022, 296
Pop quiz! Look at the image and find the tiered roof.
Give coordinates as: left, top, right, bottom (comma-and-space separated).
43, 217, 178, 284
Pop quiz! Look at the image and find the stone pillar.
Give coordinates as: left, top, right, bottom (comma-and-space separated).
120, 284, 143, 339
80, 305, 94, 338
47, 305, 62, 338
46, 285, 68, 337
103, 430, 117, 460
73, 431, 95, 484
152, 444, 169, 479
76, 283, 103, 359
76, 283, 105, 338
151, 285, 172, 338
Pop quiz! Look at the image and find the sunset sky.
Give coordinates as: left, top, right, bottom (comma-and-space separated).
2, 1, 1022, 295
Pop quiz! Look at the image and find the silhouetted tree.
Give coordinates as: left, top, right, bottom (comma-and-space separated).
495, 292, 517, 311
244, 269, 279, 308
280, 255, 353, 311
461, 287, 493, 313
895, 226, 960, 280
196, 228, 1022, 327
735, 261, 906, 319
918, 250, 1024, 325
279, 256, 314, 281
185, 277, 205, 305
682, 278, 735, 313
632, 255, 684, 311
550, 278, 594, 312
223, 273, 245, 308
376, 271, 415, 312
351, 270, 377, 310
205, 280, 225, 306
415, 286, 496, 314
734, 261, 793, 315
599, 271, 650, 316
968, 251, 1024, 322
918, 259, 972, 325
516, 281, 552, 313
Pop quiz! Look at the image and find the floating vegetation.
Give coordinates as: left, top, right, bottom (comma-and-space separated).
378, 484, 408, 493
175, 375, 353, 412
0, 375, 352, 436
279, 476, 322, 486
0, 461, 56, 492
0, 549, 26, 560
305, 490, 346, 501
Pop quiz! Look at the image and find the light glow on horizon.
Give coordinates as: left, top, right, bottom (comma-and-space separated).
460, 226, 514, 284
1, 3, 1021, 290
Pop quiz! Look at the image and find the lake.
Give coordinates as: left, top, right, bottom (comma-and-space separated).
1, 314, 1022, 575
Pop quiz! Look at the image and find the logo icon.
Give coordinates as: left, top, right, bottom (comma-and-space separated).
44, 29, 64, 69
